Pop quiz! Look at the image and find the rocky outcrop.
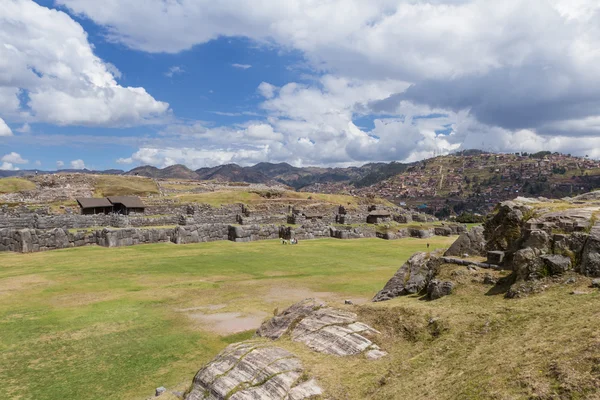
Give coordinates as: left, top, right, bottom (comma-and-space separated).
372, 252, 441, 301
444, 226, 486, 257
484, 201, 532, 252
256, 299, 319, 340
427, 280, 454, 300
580, 224, 600, 277
257, 300, 382, 357
184, 341, 322, 400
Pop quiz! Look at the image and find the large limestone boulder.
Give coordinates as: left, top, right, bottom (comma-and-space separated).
444, 226, 486, 257
185, 341, 322, 400
256, 299, 319, 340
257, 300, 382, 357
427, 280, 454, 300
484, 201, 531, 252
580, 224, 600, 277
372, 252, 441, 301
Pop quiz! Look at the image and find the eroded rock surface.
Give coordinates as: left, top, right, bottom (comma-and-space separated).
444, 226, 486, 257
257, 300, 382, 357
185, 341, 322, 400
372, 252, 441, 301
427, 280, 454, 300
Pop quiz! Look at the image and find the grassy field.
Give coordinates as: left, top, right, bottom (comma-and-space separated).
94, 176, 160, 197
2, 236, 599, 400
0, 178, 36, 194
0, 237, 452, 400
171, 189, 395, 208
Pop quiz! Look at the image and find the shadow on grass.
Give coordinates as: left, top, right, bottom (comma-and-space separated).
485, 273, 516, 296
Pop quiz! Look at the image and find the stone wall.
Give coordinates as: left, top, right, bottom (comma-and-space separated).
228, 224, 281, 242
330, 226, 377, 239
172, 224, 229, 244
280, 224, 331, 240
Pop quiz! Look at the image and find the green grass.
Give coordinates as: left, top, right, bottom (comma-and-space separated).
94, 176, 160, 197
0, 237, 453, 400
171, 189, 395, 208
2, 236, 598, 400
0, 178, 36, 194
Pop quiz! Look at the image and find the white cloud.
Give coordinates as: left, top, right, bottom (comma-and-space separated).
34, 160, 41, 166
231, 63, 252, 69
55, 0, 600, 163
0, 0, 169, 127
165, 66, 184, 78
1, 152, 28, 164
56, 160, 64, 168
258, 82, 277, 99
70, 159, 85, 169
0, 162, 18, 171
15, 123, 31, 133
0, 118, 13, 136
116, 157, 133, 164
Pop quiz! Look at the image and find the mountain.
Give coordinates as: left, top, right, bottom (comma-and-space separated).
195, 164, 274, 184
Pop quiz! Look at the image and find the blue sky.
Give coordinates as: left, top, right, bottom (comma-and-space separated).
2, 0, 600, 171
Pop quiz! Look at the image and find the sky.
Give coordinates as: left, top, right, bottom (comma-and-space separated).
2, 0, 600, 171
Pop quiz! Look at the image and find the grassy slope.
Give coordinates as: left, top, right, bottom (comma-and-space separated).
0, 237, 452, 400
94, 176, 160, 197
172, 190, 395, 208
2, 237, 598, 400
0, 178, 36, 194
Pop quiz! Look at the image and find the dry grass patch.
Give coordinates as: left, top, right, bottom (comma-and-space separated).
94, 175, 159, 197
0, 177, 36, 194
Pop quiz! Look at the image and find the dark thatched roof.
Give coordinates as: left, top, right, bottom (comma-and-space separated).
107, 196, 145, 208
77, 198, 113, 209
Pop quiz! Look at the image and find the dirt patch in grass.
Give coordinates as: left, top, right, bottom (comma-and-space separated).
187, 311, 269, 334
0, 275, 53, 296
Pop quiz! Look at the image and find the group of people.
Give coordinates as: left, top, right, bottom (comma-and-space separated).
281, 238, 299, 245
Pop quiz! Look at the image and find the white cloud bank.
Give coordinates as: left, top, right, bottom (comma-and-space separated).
70, 159, 85, 169
0, 0, 169, 127
13, 0, 598, 167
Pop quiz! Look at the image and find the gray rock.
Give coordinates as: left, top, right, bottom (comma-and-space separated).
444, 226, 486, 257
540, 254, 572, 275
565, 277, 577, 284
344, 299, 354, 305
483, 274, 497, 285
185, 341, 321, 400
372, 252, 441, 302
155, 387, 167, 397
591, 279, 600, 288
256, 299, 320, 340
427, 280, 454, 300
512, 247, 545, 281
365, 349, 388, 360
487, 251, 505, 265
571, 290, 591, 295
523, 229, 551, 253
580, 224, 600, 277
257, 300, 381, 357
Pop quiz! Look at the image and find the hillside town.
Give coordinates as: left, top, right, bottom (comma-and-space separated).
303, 151, 600, 216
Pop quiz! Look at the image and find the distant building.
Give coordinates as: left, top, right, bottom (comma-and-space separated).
76, 196, 145, 215
76, 198, 114, 215
107, 196, 146, 215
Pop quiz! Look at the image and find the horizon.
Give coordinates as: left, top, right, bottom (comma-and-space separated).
3, 1, 600, 171
1, 149, 595, 175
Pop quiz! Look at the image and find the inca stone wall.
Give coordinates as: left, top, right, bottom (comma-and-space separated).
172, 224, 229, 244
